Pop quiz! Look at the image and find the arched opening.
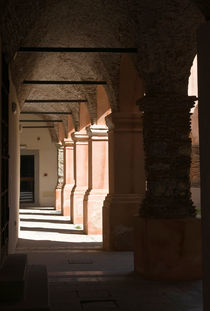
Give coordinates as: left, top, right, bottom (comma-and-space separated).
0, 1, 206, 310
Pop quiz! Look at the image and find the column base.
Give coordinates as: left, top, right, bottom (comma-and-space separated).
84, 189, 107, 235
62, 184, 74, 217
71, 187, 87, 224
103, 194, 144, 251
134, 217, 202, 280
55, 187, 62, 211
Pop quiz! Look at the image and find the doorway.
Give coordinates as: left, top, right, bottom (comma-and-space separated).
20, 155, 34, 203
20, 150, 39, 207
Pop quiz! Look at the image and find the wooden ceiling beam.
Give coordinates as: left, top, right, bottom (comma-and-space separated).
23, 80, 106, 85
24, 99, 87, 103
19, 47, 138, 53
22, 126, 55, 129
20, 120, 62, 122
20, 112, 72, 115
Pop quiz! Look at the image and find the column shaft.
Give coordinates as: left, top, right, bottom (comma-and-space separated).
198, 21, 210, 309
62, 139, 74, 217
138, 95, 195, 218
55, 143, 64, 211
71, 132, 89, 224
103, 112, 145, 250
134, 94, 202, 280
84, 125, 108, 234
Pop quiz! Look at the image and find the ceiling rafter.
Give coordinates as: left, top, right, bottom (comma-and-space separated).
19, 47, 138, 53
22, 126, 55, 129
24, 99, 87, 103
23, 80, 107, 85
20, 112, 72, 115
20, 120, 62, 122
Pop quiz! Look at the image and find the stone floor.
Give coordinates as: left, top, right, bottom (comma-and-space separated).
16, 207, 203, 311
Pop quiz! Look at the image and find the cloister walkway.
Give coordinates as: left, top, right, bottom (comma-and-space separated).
15, 207, 202, 311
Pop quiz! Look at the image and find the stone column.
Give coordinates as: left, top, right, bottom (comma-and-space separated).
70, 132, 89, 224
198, 21, 210, 310
84, 125, 108, 234
103, 111, 145, 250
55, 143, 64, 211
62, 138, 74, 217
134, 94, 202, 280
138, 94, 196, 218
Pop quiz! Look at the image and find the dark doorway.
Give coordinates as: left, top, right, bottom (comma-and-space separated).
20, 155, 35, 203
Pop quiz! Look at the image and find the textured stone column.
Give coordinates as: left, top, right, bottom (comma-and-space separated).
70, 132, 89, 224
138, 94, 196, 218
84, 125, 108, 234
134, 94, 202, 280
55, 143, 64, 211
103, 112, 145, 250
198, 21, 210, 310
190, 104, 200, 209
62, 138, 74, 217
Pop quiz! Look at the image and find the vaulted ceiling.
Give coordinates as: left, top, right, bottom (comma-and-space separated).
0, 0, 205, 140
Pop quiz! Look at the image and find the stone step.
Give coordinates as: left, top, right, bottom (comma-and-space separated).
0, 264, 50, 310
0, 254, 27, 302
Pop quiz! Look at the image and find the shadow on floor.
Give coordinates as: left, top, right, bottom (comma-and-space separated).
20, 218, 71, 224
20, 226, 85, 234
18, 207, 103, 252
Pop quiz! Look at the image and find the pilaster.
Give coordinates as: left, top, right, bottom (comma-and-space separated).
84, 125, 108, 235
62, 138, 74, 217
103, 112, 145, 250
70, 131, 89, 224
55, 143, 64, 211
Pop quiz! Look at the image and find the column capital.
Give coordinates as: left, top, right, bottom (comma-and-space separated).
71, 131, 89, 142
137, 94, 197, 112
86, 125, 108, 140
56, 179, 64, 188
55, 142, 64, 149
105, 112, 143, 131
63, 138, 74, 147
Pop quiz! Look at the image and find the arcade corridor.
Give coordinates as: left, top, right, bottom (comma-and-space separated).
16, 208, 202, 311
0, 1, 210, 310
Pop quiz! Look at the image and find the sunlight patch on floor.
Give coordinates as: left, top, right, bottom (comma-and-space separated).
19, 231, 102, 243
19, 208, 102, 244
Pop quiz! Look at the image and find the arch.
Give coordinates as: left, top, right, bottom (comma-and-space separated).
119, 54, 144, 112
58, 122, 66, 143
79, 102, 91, 132
96, 85, 111, 125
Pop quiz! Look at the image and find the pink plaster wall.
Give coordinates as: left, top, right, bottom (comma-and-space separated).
119, 54, 144, 112
79, 102, 91, 132
97, 85, 111, 124
58, 122, 65, 143
67, 115, 74, 138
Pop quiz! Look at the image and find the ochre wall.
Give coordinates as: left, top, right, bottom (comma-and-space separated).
8, 75, 20, 253
20, 115, 57, 206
